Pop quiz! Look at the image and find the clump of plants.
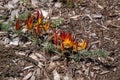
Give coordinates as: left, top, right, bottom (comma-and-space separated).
15, 9, 107, 61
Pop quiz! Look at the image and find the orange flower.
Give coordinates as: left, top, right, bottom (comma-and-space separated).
15, 19, 20, 30
62, 33, 74, 48
26, 15, 33, 30
43, 21, 50, 31
78, 39, 88, 50
62, 38, 74, 48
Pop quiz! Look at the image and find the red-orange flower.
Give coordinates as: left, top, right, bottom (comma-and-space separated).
62, 37, 74, 48
61, 32, 74, 48
15, 19, 20, 30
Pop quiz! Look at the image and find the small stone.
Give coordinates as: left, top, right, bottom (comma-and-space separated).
22, 28, 28, 33
118, 17, 120, 21
18, 41, 24, 46
12, 0, 19, 4
90, 72, 94, 77
0, 31, 7, 35
25, 42, 32, 46
70, 15, 81, 20
41, 9, 48, 18
36, 68, 41, 79
4, 38, 10, 44
48, 62, 56, 71
93, 66, 100, 70
53, 69, 60, 80
30, 70, 36, 80
23, 72, 33, 80
91, 14, 102, 19
35, 53, 46, 62
84, 67, 90, 76
31, 0, 38, 7
10, 39, 19, 46
63, 75, 69, 80
10, 9, 19, 20
40, 0, 48, 3
50, 55, 60, 61
54, 2, 62, 8
86, 62, 91, 66
29, 53, 39, 61
113, 68, 117, 72
4, 44, 10, 48
15, 51, 26, 56
38, 62, 44, 68
90, 33, 96, 37
100, 71, 109, 74
8, 77, 15, 80
12, 34, 18, 38
76, 70, 83, 75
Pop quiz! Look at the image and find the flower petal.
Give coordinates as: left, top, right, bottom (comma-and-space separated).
36, 25, 41, 34
39, 10, 44, 20
15, 19, 20, 30
36, 17, 43, 26
78, 39, 88, 50
36, 10, 39, 19
53, 30, 58, 45
75, 41, 78, 52
43, 21, 50, 31
63, 38, 74, 48
61, 43, 64, 51
26, 15, 33, 30
60, 31, 67, 40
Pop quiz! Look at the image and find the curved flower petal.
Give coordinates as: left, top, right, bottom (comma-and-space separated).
61, 42, 64, 51
36, 25, 41, 34
60, 31, 67, 40
63, 39, 74, 48
36, 10, 39, 19
53, 30, 58, 45
26, 15, 33, 30
43, 21, 50, 31
15, 19, 20, 30
39, 10, 44, 20
36, 17, 42, 26
78, 39, 88, 50
73, 41, 78, 52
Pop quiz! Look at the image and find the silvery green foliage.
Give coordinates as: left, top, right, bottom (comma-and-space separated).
42, 41, 54, 52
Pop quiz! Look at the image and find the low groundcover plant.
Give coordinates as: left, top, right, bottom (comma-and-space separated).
15, 9, 107, 61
